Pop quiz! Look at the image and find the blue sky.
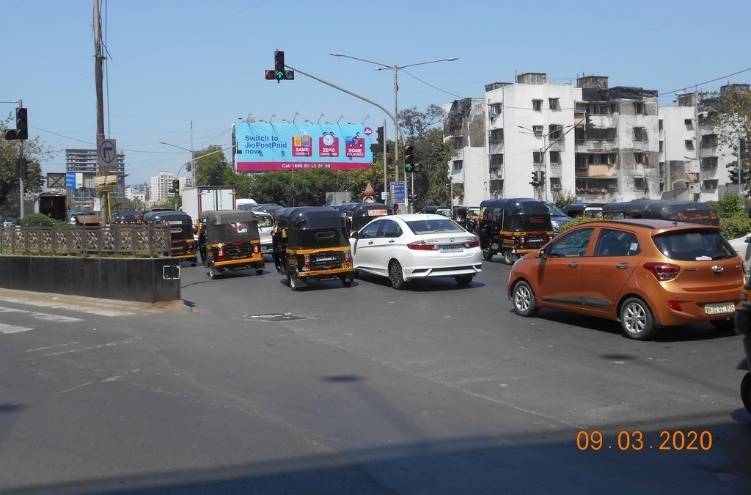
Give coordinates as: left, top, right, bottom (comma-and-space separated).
2, 0, 750, 184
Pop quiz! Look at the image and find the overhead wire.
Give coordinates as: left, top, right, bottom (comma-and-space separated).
659, 66, 751, 97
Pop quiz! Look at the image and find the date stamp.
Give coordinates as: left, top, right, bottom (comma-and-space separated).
576, 430, 713, 451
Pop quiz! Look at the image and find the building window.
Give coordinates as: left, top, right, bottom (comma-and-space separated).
489, 128, 504, 143
490, 153, 503, 166
701, 134, 718, 148
659, 119, 663, 131
453, 136, 464, 149
489, 103, 502, 118
548, 124, 563, 140
684, 118, 693, 130
532, 99, 543, 111
701, 157, 718, 168
659, 140, 664, 152
633, 102, 645, 114
550, 177, 561, 190
452, 160, 463, 173
533, 151, 543, 164
633, 127, 647, 141
548, 98, 560, 110
549, 151, 561, 164
634, 177, 647, 190
634, 152, 646, 165
685, 139, 694, 150
702, 179, 718, 191
532, 125, 543, 137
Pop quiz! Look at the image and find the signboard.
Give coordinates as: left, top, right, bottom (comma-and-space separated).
97, 138, 117, 172
390, 181, 406, 205
65, 172, 76, 190
234, 122, 373, 172
76, 172, 84, 189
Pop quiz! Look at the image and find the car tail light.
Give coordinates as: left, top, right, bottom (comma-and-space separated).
464, 240, 480, 249
407, 241, 438, 251
303, 254, 311, 272
253, 243, 259, 254
343, 250, 352, 263
217, 244, 224, 260
668, 300, 682, 311
643, 262, 680, 281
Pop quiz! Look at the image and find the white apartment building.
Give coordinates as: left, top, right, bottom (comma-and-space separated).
446, 73, 663, 206
658, 86, 749, 201
124, 186, 146, 205
149, 171, 176, 203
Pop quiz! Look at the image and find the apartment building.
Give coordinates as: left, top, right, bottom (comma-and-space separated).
659, 84, 749, 201
574, 76, 660, 202
149, 171, 176, 203
444, 98, 487, 206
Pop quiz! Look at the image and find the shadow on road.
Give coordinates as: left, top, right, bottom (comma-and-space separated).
2, 416, 749, 495
354, 272, 485, 292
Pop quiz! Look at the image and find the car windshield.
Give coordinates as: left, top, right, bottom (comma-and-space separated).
406, 219, 464, 234
546, 204, 566, 217
256, 215, 273, 228
652, 230, 736, 260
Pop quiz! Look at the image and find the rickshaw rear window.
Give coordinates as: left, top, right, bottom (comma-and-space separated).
507, 215, 552, 231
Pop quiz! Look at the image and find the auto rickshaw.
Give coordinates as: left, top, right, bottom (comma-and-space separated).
272, 207, 354, 291
602, 200, 719, 226
348, 203, 392, 236
733, 281, 751, 413
562, 203, 604, 219
478, 198, 554, 264
197, 210, 264, 279
143, 210, 197, 265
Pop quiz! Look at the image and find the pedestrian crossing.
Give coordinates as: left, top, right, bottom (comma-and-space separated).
0, 304, 85, 336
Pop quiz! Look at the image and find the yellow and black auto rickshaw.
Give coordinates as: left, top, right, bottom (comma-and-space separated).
198, 210, 264, 279
348, 203, 393, 236
478, 198, 554, 264
272, 207, 354, 291
143, 210, 197, 265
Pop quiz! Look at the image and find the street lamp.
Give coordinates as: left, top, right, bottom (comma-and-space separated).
160, 141, 195, 185
329, 52, 458, 190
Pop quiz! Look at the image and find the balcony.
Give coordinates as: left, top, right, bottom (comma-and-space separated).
489, 166, 503, 181
489, 142, 504, 155
575, 164, 617, 178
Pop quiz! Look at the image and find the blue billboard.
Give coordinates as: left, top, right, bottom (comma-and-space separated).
234, 122, 374, 172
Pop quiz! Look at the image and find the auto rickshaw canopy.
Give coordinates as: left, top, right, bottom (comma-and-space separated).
201, 210, 260, 243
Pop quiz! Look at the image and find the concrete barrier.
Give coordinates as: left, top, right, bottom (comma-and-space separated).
0, 256, 180, 302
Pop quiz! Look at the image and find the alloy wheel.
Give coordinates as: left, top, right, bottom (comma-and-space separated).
622, 302, 647, 335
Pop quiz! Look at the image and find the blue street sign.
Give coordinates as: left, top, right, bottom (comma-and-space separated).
65, 172, 76, 190
390, 181, 406, 204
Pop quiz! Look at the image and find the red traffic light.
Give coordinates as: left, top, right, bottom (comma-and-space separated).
265, 70, 276, 80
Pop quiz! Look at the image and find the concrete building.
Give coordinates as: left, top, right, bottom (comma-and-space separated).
124, 186, 147, 206
65, 148, 126, 210
149, 171, 176, 204
659, 84, 749, 201
444, 98, 486, 206
574, 76, 660, 202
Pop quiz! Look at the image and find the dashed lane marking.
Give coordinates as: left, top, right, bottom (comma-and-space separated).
0, 323, 34, 335
0, 306, 83, 323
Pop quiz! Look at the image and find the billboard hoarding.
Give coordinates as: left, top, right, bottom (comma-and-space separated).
234, 122, 373, 172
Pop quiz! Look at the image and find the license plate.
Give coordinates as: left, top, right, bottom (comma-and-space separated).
704, 302, 736, 315
315, 256, 338, 263
441, 244, 463, 253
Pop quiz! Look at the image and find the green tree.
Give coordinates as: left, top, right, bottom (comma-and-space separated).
190, 145, 231, 186
0, 118, 46, 218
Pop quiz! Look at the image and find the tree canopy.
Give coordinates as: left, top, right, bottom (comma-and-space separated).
0, 118, 46, 218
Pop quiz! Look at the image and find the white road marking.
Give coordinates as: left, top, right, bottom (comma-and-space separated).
0, 323, 34, 334
0, 297, 134, 317
0, 305, 83, 323
37, 337, 140, 357
26, 342, 81, 353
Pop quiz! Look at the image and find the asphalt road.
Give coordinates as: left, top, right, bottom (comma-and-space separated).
0, 258, 749, 494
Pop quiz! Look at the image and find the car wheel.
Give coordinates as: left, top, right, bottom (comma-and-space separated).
388, 260, 406, 290
503, 251, 519, 265
620, 297, 656, 340
341, 274, 353, 287
288, 271, 303, 291
482, 249, 494, 261
710, 318, 734, 331
455, 275, 474, 287
742, 373, 751, 414
512, 280, 537, 316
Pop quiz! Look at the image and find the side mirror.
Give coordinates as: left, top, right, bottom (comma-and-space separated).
538, 249, 548, 259
351, 230, 358, 239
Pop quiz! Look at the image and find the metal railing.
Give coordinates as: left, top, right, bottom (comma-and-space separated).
0, 225, 172, 257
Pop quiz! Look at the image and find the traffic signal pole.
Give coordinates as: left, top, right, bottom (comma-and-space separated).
383, 119, 388, 201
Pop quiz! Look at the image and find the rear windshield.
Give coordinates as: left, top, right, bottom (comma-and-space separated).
406, 219, 464, 235
507, 214, 552, 231
653, 231, 736, 261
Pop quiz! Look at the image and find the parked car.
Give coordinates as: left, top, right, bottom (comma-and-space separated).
508, 219, 744, 340
545, 203, 572, 234
350, 214, 482, 289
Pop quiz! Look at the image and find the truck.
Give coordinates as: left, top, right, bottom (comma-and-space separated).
34, 192, 68, 221
180, 186, 236, 222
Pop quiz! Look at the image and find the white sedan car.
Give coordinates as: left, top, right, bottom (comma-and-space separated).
255, 211, 274, 255
350, 214, 483, 289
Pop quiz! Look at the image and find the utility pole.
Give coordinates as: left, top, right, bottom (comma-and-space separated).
382, 119, 388, 201
393, 67, 400, 184
93, 0, 107, 218
190, 120, 195, 184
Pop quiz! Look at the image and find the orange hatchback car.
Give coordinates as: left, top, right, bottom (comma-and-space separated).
507, 219, 744, 340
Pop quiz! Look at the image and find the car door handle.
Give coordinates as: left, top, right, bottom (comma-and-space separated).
367, 241, 374, 245
616, 263, 629, 269
567, 262, 578, 268
388, 240, 395, 243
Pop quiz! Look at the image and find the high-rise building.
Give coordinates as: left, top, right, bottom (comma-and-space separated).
149, 171, 176, 203
65, 148, 126, 210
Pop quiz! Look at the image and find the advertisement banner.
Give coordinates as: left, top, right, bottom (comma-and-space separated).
234, 122, 373, 172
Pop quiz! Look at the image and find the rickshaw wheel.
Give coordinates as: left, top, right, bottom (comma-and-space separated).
742, 373, 751, 414
341, 274, 353, 287
256, 268, 264, 275
503, 251, 519, 265
208, 266, 220, 280
288, 272, 303, 291
482, 249, 494, 261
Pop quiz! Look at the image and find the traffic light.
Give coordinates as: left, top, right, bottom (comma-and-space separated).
530, 171, 542, 186
404, 144, 415, 173
15, 107, 28, 140
371, 126, 385, 154
172, 179, 180, 195
741, 139, 750, 161
729, 165, 739, 183
265, 50, 294, 82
